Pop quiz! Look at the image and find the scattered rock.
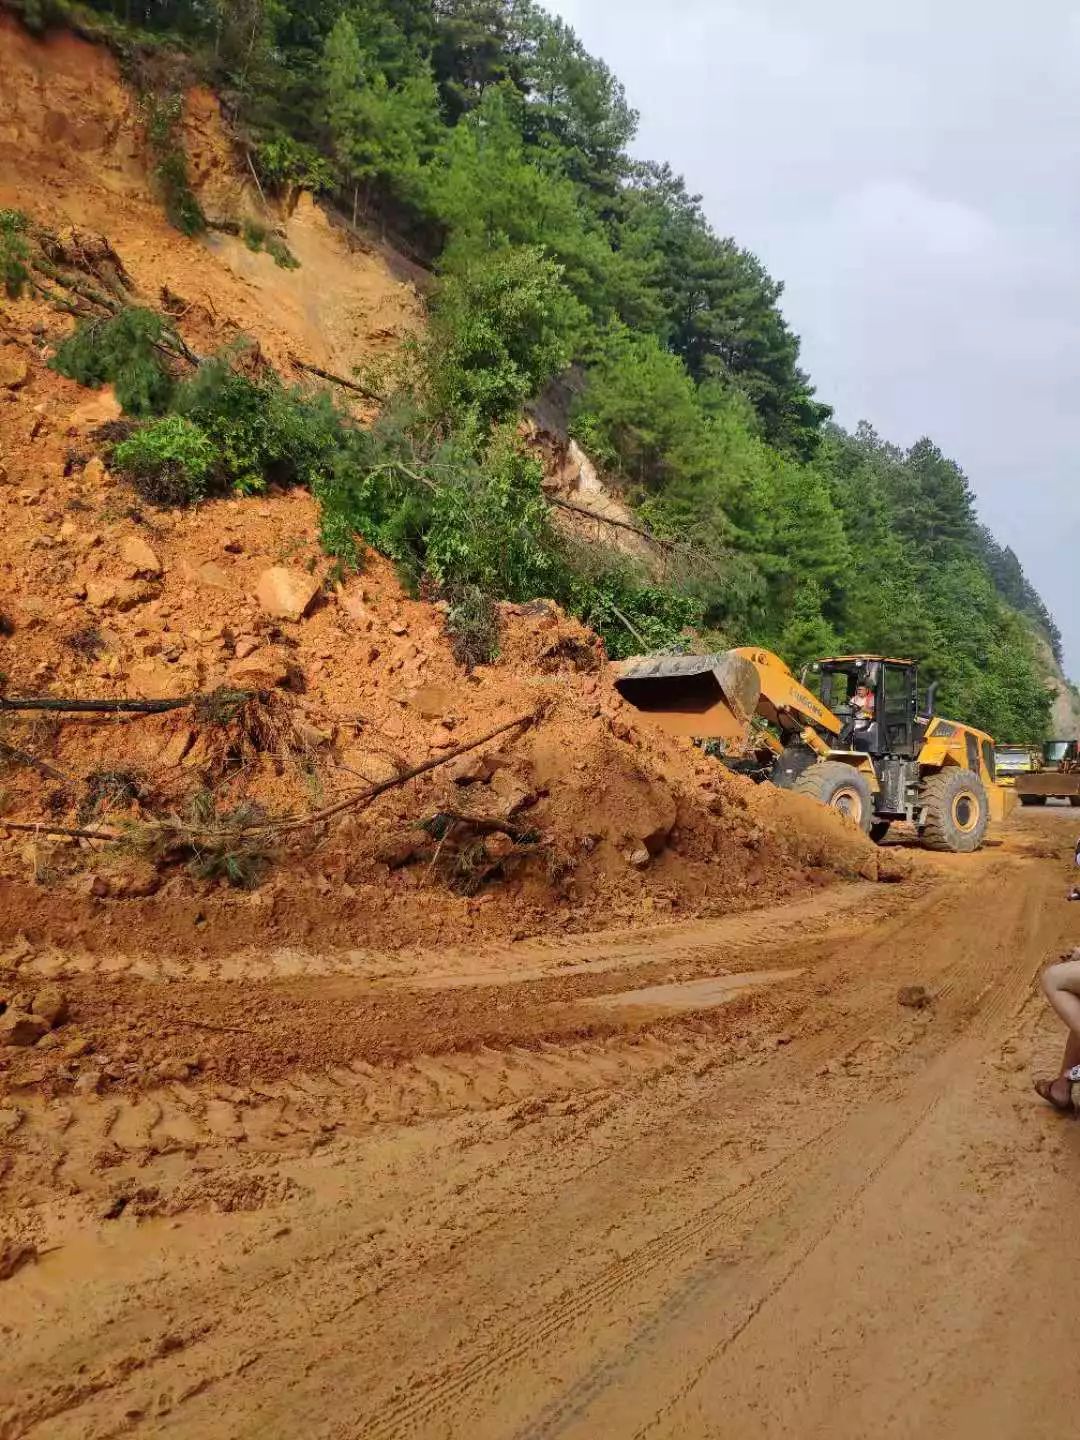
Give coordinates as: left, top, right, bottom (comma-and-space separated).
451, 752, 500, 785
158, 727, 195, 768
256, 566, 320, 621
233, 635, 261, 660
341, 592, 374, 626
72, 1068, 103, 1096
120, 534, 162, 577
84, 579, 117, 609
429, 724, 454, 750
196, 561, 230, 589
82, 456, 109, 486
0, 353, 29, 389
230, 650, 291, 689
154, 1057, 194, 1083
388, 618, 408, 636
485, 832, 516, 863
0, 1011, 49, 1047
62, 1037, 93, 1060
295, 720, 332, 749
341, 748, 400, 784
375, 836, 417, 869
404, 685, 453, 720
31, 984, 68, 1029
628, 846, 651, 869
897, 984, 932, 1010
0, 1107, 24, 1137
81, 873, 110, 900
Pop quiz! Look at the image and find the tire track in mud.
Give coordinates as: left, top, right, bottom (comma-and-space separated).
348, 858, 1068, 1440
3, 1031, 717, 1208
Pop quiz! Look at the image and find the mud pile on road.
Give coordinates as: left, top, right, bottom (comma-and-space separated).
0, 351, 883, 958
0, 10, 887, 965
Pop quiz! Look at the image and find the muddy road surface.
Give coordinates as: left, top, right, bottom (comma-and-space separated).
3, 809, 1079, 1439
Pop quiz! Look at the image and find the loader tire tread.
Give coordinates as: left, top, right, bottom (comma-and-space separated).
920, 768, 989, 853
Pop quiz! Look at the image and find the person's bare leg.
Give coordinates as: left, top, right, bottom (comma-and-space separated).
1037, 954, 1080, 1107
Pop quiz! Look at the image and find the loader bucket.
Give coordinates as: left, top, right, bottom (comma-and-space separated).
612, 652, 762, 746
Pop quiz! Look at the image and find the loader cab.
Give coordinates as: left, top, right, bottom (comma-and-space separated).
817, 656, 920, 758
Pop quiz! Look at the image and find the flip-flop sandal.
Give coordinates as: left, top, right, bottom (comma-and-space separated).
1034, 1076, 1075, 1113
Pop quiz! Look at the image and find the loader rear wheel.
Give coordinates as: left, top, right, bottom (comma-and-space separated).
793, 761, 874, 833
1019, 794, 1047, 807
919, 769, 989, 853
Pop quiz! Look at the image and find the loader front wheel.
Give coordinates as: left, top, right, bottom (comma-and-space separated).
793, 761, 874, 833
919, 769, 989, 853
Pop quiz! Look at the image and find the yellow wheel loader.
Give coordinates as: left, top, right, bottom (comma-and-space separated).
612, 648, 1014, 853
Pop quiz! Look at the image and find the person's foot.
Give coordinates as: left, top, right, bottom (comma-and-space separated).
1034, 1075, 1075, 1112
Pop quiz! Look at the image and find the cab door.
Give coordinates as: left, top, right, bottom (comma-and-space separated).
882, 664, 916, 756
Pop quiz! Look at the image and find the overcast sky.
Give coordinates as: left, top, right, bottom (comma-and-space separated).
547, 0, 1080, 678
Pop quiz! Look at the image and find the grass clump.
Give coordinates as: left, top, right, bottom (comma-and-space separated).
145, 93, 205, 238
241, 219, 300, 270
447, 585, 499, 670
0, 209, 31, 299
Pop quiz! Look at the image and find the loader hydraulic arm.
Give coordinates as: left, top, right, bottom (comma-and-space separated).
728, 648, 843, 741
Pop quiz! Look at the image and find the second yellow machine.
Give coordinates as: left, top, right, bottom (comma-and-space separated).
613, 648, 1011, 853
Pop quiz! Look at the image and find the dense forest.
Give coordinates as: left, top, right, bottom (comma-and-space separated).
8, 0, 1065, 740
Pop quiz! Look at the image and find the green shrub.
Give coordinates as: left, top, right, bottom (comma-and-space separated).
241, 219, 300, 270
113, 415, 215, 506
50, 307, 175, 415
423, 245, 584, 429
0, 209, 31, 299
174, 356, 343, 494
145, 94, 205, 238
254, 134, 335, 195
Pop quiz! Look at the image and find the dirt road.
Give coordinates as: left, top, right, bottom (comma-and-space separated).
3, 809, 1079, 1439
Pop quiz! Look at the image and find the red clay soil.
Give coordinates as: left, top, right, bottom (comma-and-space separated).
0, 9, 890, 975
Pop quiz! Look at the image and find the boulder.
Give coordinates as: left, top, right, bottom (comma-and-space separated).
195, 561, 229, 590
341, 747, 400, 784
485, 832, 516, 863
120, 534, 162, 577
30, 984, 68, 1029
256, 566, 320, 622
68, 389, 121, 431
897, 984, 932, 1010
375, 836, 417, 869
407, 685, 455, 720
230, 650, 290, 689
0, 1011, 48, 1047
451, 751, 500, 786
628, 846, 651, 869
0, 353, 29, 389
84, 579, 118, 609
82, 457, 109, 487
429, 724, 455, 750
158, 727, 195, 768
